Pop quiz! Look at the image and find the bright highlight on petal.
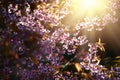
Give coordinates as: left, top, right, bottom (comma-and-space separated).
96, 38, 105, 52
75, 63, 82, 72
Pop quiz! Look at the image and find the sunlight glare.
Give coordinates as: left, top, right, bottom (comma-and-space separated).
70, 0, 108, 16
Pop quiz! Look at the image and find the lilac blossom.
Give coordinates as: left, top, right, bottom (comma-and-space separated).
0, 0, 120, 80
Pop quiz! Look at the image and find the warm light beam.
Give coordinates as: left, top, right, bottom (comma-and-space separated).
82, 0, 103, 9
70, 0, 108, 16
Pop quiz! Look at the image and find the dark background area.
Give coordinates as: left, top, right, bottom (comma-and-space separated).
99, 21, 120, 57
85, 19, 120, 57
86, 20, 120, 67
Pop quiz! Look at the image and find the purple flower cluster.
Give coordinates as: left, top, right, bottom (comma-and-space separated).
0, 0, 120, 80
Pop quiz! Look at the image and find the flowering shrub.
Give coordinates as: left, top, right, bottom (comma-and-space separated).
0, 0, 120, 80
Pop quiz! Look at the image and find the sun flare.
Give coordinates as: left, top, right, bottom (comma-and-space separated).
70, 0, 108, 16
82, 0, 104, 8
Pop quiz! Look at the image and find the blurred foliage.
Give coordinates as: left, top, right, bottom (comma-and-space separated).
101, 56, 120, 68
